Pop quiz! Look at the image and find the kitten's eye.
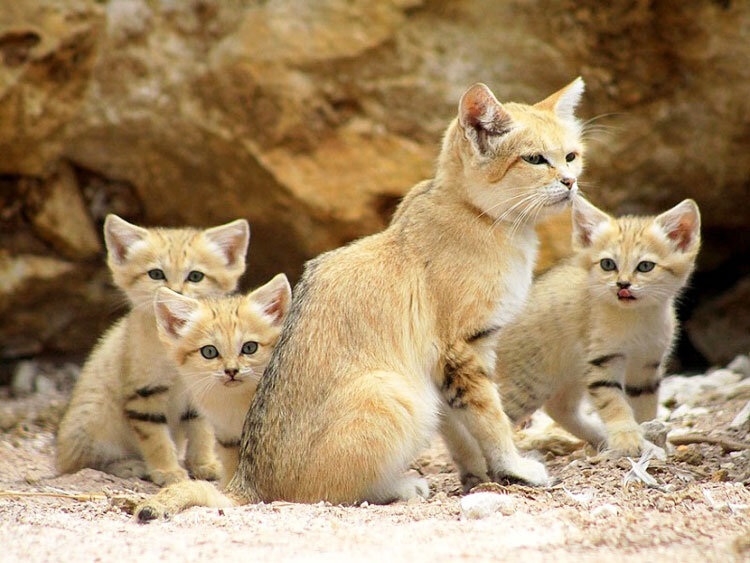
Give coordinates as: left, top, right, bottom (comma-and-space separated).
636, 261, 655, 273
200, 345, 219, 359
599, 258, 617, 271
148, 269, 166, 280
241, 341, 258, 355
565, 153, 576, 162
522, 154, 548, 165
187, 271, 204, 283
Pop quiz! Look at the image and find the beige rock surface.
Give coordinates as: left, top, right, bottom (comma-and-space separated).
0, 0, 747, 361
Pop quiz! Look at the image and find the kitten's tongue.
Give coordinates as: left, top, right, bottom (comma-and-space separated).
618, 288, 633, 299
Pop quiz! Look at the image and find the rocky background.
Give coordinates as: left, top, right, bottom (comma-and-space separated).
1, 0, 748, 377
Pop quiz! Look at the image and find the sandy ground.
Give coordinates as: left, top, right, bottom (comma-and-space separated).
1, 364, 749, 562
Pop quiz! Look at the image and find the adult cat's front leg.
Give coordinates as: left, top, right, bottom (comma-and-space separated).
438, 342, 549, 487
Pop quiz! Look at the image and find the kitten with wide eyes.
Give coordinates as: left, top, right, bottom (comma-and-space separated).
448, 198, 700, 478
153, 274, 291, 485
56, 215, 250, 486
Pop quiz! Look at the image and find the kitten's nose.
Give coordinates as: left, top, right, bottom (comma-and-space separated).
224, 368, 239, 378
616, 281, 631, 289
560, 177, 576, 189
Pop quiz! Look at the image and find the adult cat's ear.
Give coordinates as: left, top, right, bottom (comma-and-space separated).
247, 273, 292, 326
655, 199, 701, 252
203, 219, 250, 267
458, 83, 513, 155
535, 77, 585, 121
571, 197, 611, 249
154, 288, 200, 340
104, 214, 148, 265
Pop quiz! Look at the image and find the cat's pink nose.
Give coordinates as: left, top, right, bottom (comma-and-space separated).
560, 177, 576, 189
224, 368, 239, 378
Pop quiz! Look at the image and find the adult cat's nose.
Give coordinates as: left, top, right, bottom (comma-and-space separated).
560, 177, 576, 189
224, 368, 239, 378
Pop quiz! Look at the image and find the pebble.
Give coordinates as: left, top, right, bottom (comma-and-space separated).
10, 361, 38, 397
459, 492, 515, 519
729, 400, 750, 429
727, 354, 750, 379
641, 420, 669, 449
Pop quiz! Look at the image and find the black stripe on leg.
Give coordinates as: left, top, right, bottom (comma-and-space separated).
588, 380, 623, 391
466, 325, 501, 343
135, 385, 169, 397
217, 437, 241, 449
625, 381, 660, 397
589, 353, 625, 367
180, 408, 200, 422
125, 410, 167, 423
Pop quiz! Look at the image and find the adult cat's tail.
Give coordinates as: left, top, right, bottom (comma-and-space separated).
135, 480, 248, 521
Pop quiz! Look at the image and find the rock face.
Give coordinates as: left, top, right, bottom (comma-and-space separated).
0, 0, 748, 364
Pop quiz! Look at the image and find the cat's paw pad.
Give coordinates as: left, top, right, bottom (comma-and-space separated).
395, 475, 430, 501
148, 467, 189, 487
491, 455, 550, 487
187, 459, 222, 481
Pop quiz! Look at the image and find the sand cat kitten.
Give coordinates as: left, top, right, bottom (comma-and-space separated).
57, 215, 249, 486
474, 198, 699, 467
208, 78, 584, 507
153, 275, 291, 485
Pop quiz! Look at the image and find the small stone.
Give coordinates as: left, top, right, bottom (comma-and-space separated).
360, 501, 369, 508
34, 374, 56, 395
460, 492, 515, 519
641, 420, 669, 449
730, 401, 750, 429
10, 361, 38, 397
728, 355, 750, 379
711, 469, 730, 482
674, 445, 702, 465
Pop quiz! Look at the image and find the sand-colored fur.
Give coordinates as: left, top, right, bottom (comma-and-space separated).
56, 215, 249, 486
457, 198, 700, 472
203, 79, 587, 506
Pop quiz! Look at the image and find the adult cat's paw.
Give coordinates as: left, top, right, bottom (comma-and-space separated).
395, 474, 430, 501
148, 467, 189, 487
460, 472, 488, 493
134, 501, 167, 523
187, 458, 222, 482
490, 455, 550, 487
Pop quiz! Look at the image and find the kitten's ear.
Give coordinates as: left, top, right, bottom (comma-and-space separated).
655, 199, 701, 252
458, 83, 514, 155
535, 77, 585, 121
247, 273, 292, 326
104, 214, 148, 264
154, 287, 200, 340
203, 219, 250, 267
571, 197, 611, 249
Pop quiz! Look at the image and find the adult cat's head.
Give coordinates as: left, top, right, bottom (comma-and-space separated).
440, 79, 585, 225
104, 215, 250, 308
571, 197, 701, 308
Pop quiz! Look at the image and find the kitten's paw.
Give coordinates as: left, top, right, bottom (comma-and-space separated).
148, 467, 189, 487
134, 501, 167, 523
187, 458, 222, 482
460, 472, 488, 493
607, 428, 645, 458
490, 455, 550, 487
106, 459, 148, 480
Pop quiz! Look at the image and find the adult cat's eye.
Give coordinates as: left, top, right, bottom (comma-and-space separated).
200, 345, 219, 359
521, 154, 548, 165
565, 153, 576, 162
241, 341, 258, 355
148, 269, 166, 280
187, 270, 204, 283
599, 258, 617, 271
636, 261, 655, 273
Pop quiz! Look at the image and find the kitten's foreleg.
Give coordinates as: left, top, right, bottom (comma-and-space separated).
180, 406, 222, 481
625, 361, 663, 423
216, 438, 241, 487
124, 386, 188, 486
585, 352, 644, 456
543, 384, 607, 448
439, 345, 549, 487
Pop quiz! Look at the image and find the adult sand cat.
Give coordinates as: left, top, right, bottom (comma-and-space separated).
152, 274, 291, 485
57, 215, 249, 485
469, 198, 699, 471
136, 78, 586, 516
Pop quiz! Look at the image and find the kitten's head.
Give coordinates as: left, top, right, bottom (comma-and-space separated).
103, 215, 250, 308
154, 274, 291, 395
442, 78, 585, 225
571, 198, 701, 308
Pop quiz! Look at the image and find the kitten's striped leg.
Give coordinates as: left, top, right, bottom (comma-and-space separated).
216, 437, 241, 487
625, 361, 663, 423
544, 383, 607, 448
180, 406, 222, 481
439, 344, 549, 487
124, 385, 188, 486
585, 352, 644, 456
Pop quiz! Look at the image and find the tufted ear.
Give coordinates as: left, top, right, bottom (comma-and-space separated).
154, 287, 200, 340
203, 219, 250, 267
571, 197, 611, 249
104, 214, 148, 264
655, 199, 701, 252
247, 273, 292, 326
458, 83, 514, 155
535, 77, 585, 121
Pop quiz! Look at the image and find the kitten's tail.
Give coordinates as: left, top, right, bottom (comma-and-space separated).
135, 480, 250, 522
